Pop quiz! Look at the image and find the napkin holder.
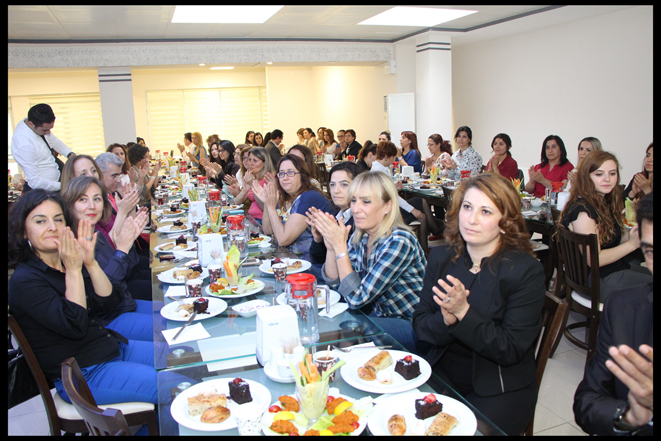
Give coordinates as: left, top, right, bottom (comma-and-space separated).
325, 154, 333, 167
256, 305, 300, 366
170, 166, 178, 178
556, 191, 570, 211
187, 200, 206, 225
197, 233, 224, 267
401, 165, 414, 178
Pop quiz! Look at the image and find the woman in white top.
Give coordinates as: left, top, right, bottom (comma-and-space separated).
424, 134, 453, 177
304, 127, 321, 155
565, 137, 602, 192
323, 128, 339, 157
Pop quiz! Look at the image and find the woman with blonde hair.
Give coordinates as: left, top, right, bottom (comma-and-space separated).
183, 131, 207, 175
307, 171, 426, 354
296, 128, 306, 145
559, 150, 651, 302
234, 147, 275, 224
413, 173, 545, 435
566, 136, 603, 191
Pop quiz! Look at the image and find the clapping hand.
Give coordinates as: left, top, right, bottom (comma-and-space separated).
606, 344, 654, 426
425, 156, 434, 169
528, 166, 544, 183
304, 207, 324, 243
633, 173, 652, 195
75, 218, 98, 268
53, 226, 84, 272
114, 216, 139, 253
224, 175, 238, 186
177, 143, 185, 153
432, 274, 471, 325
306, 206, 351, 254
116, 188, 140, 217
441, 156, 455, 170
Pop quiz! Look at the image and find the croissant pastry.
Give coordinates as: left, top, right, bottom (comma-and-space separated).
200, 405, 231, 424
388, 414, 407, 436
357, 366, 376, 381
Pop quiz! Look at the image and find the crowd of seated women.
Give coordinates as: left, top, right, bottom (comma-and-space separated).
8, 125, 652, 435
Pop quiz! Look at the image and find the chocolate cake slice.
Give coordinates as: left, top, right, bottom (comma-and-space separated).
394, 355, 421, 380
415, 394, 443, 420
228, 378, 252, 404
193, 298, 209, 314
175, 235, 187, 246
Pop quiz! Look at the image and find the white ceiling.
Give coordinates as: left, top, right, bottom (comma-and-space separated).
7, 5, 633, 47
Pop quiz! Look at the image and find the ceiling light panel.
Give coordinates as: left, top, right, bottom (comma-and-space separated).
171, 6, 284, 24
358, 7, 477, 27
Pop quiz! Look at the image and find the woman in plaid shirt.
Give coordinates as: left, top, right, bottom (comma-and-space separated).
309, 171, 427, 354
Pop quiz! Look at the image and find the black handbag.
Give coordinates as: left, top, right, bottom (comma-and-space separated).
8, 346, 41, 409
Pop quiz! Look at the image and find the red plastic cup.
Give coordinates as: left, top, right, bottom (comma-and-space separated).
347, 155, 355, 162
208, 189, 220, 201
460, 170, 471, 179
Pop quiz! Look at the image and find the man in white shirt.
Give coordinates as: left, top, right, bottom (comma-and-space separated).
10, 103, 75, 192
176, 132, 195, 165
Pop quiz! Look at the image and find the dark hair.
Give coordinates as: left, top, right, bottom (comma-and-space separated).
491, 133, 513, 156
8, 189, 73, 269
380, 131, 391, 141
128, 144, 149, 165
376, 141, 398, 160
329, 161, 363, 181
345, 129, 356, 139
401, 131, 420, 154
245, 131, 255, 145
429, 133, 453, 156
254, 132, 264, 146
454, 126, 472, 146
271, 129, 284, 140
358, 140, 377, 161
636, 191, 653, 239
61, 176, 112, 231
184, 132, 192, 143
60, 154, 106, 194
106, 143, 130, 173
276, 154, 327, 209
125, 141, 137, 151
288, 144, 318, 180
219, 140, 236, 166
136, 137, 145, 144
305, 128, 316, 139
27, 103, 55, 127
208, 142, 222, 165
540, 135, 569, 168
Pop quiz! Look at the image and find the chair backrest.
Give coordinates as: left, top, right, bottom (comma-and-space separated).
8, 313, 62, 435
555, 226, 601, 303
441, 186, 455, 208
60, 357, 131, 436
516, 169, 525, 189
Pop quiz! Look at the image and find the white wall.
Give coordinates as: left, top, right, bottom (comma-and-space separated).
452, 6, 652, 183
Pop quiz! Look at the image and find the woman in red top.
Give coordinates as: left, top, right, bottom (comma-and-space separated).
485, 133, 518, 180
525, 135, 574, 198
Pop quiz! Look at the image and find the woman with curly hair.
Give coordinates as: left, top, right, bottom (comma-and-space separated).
559, 150, 651, 302
412, 172, 546, 435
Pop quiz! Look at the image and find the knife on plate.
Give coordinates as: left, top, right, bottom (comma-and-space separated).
172, 311, 196, 341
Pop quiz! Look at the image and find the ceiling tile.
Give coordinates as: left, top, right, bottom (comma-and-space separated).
8, 7, 56, 23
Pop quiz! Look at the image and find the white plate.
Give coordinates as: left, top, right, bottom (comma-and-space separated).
259, 258, 312, 275
205, 280, 266, 299
157, 266, 209, 284
226, 205, 244, 211
154, 241, 197, 253
161, 209, 187, 218
340, 350, 432, 394
247, 235, 272, 247
276, 290, 341, 309
160, 297, 227, 321
263, 360, 296, 384
170, 378, 272, 432
367, 392, 477, 436
413, 185, 438, 190
231, 299, 270, 317
157, 224, 191, 234
261, 393, 368, 436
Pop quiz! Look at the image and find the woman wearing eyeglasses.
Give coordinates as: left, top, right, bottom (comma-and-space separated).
252, 155, 335, 254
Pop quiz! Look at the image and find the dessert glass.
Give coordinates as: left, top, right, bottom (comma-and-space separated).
295, 377, 329, 423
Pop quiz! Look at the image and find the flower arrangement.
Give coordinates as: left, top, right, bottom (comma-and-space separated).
511, 178, 522, 194
208, 206, 223, 233
429, 166, 440, 182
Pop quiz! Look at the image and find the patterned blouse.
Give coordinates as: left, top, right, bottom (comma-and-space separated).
425, 152, 452, 177
447, 146, 483, 181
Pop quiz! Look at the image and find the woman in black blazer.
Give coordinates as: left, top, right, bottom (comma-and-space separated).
412, 173, 546, 435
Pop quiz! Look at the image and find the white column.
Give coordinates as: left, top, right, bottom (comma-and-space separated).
97, 67, 137, 147
415, 32, 452, 157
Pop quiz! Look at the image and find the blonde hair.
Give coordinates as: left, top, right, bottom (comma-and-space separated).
349, 172, 410, 248
191, 132, 204, 147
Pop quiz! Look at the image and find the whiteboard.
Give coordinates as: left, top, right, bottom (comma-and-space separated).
387, 93, 415, 142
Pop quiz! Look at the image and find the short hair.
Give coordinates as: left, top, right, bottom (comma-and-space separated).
60, 154, 105, 195
271, 129, 284, 140
95, 152, 124, 173
376, 141, 398, 160
349, 172, 409, 248
288, 144, 317, 180
491, 133, 513, 155
345, 129, 356, 139
247, 147, 275, 180
444, 173, 533, 263
61, 176, 112, 230
8, 189, 73, 268
337, 130, 345, 135
358, 140, 377, 161
206, 133, 220, 146
136, 137, 145, 144
329, 161, 363, 181
276, 154, 327, 209
184, 132, 192, 143
540, 135, 569, 168
454, 126, 472, 146
125, 142, 137, 151
379, 131, 391, 141
128, 144, 149, 165
27, 103, 56, 127
636, 191, 653, 239
297, 128, 305, 137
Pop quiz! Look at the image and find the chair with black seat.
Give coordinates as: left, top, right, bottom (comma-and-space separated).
8, 313, 158, 436
61, 357, 132, 436
516, 168, 525, 189
522, 291, 569, 436
555, 226, 602, 361
315, 162, 330, 192
441, 186, 455, 209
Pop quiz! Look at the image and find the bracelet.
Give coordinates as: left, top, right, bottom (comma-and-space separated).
335, 252, 349, 261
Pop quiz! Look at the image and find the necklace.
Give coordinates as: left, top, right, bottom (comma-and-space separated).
471, 261, 481, 271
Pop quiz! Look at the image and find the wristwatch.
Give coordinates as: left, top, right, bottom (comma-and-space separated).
613, 402, 645, 433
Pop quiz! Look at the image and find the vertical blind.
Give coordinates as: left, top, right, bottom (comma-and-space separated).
146, 87, 268, 153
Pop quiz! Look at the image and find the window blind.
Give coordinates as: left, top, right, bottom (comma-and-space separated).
146, 87, 268, 152
27, 93, 106, 159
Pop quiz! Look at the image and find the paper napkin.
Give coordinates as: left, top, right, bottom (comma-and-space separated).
319, 302, 349, 318
162, 322, 211, 345
165, 285, 187, 298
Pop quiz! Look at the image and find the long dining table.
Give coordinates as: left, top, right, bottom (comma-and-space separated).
147, 174, 507, 436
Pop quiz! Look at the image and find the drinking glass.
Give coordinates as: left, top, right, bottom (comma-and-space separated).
272, 263, 287, 294
295, 378, 329, 423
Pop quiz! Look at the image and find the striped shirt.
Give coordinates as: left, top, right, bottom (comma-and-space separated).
322, 227, 426, 320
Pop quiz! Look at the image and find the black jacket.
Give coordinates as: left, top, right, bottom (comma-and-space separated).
266, 140, 283, 168
344, 141, 362, 159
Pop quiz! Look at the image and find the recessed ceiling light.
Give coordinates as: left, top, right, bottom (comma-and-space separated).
358, 7, 477, 27
199, 64, 205, 66
210, 67, 234, 70
171, 6, 284, 24
266, 62, 273, 65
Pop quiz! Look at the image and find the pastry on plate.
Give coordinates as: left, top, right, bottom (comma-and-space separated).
200, 405, 230, 424
365, 350, 393, 373
187, 392, 227, 417
425, 412, 458, 436
388, 414, 406, 436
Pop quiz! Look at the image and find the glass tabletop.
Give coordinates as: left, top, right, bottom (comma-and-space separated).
155, 333, 506, 436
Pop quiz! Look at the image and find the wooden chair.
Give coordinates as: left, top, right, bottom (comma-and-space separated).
523, 291, 569, 436
441, 186, 455, 209
555, 226, 602, 361
408, 220, 429, 257
8, 313, 158, 436
315, 162, 330, 192
60, 357, 132, 436
516, 168, 525, 189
